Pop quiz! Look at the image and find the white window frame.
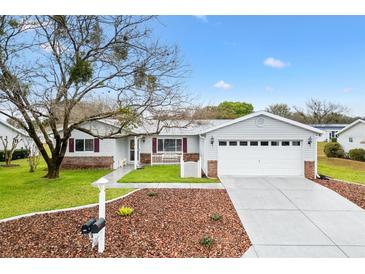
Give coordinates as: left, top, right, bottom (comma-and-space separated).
75, 138, 94, 152
157, 138, 183, 153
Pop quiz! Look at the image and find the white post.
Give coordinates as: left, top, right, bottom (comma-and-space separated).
180, 154, 184, 178
197, 159, 201, 178
95, 177, 108, 253
134, 136, 138, 170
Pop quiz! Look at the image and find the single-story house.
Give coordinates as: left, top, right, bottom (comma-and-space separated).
337, 119, 365, 152
311, 124, 348, 142
62, 111, 323, 179
0, 119, 29, 150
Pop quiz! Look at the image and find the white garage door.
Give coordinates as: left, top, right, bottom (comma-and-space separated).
218, 140, 303, 176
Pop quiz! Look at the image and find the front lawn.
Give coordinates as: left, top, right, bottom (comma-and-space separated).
0, 158, 131, 219
118, 165, 219, 183
317, 142, 365, 185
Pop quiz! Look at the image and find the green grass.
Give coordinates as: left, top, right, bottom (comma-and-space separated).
0, 158, 131, 219
118, 165, 219, 183
318, 142, 365, 185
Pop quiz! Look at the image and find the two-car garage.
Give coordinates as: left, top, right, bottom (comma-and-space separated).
217, 140, 304, 176
201, 112, 322, 179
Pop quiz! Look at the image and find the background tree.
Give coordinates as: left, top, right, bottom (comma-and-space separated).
293, 98, 350, 124
0, 16, 189, 179
0, 134, 21, 166
194, 101, 254, 119
265, 103, 292, 118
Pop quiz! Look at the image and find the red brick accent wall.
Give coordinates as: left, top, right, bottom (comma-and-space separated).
183, 153, 199, 162
61, 156, 113, 169
304, 161, 315, 179
140, 153, 151, 164
207, 160, 218, 178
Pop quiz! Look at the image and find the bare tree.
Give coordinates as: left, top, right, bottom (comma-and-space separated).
265, 103, 292, 118
24, 138, 40, 172
293, 99, 349, 124
0, 134, 21, 166
0, 16, 189, 178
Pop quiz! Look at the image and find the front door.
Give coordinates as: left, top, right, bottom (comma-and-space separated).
129, 139, 135, 162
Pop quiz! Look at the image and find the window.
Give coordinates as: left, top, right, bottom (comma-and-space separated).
250, 141, 258, 146
281, 141, 290, 146
75, 139, 84, 151
292, 141, 301, 146
229, 141, 237, 146
240, 141, 248, 146
271, 141, 279, 146
75, 139, 94, 152
85, 139, 94, 151
261, 141, 269, 146
157, 138, 182, 152
349, 137, 353, 143
219, 141, 227, 146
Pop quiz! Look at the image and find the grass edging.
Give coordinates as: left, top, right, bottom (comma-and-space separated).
0, 189, 138, 223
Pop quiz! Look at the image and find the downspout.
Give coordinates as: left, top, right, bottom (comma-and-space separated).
314, 134, 318, 178
134, 136, 139, 170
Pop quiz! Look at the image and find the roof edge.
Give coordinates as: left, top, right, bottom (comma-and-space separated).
337, 119, 365, 135
199, 111, 324, 135
0, 119, 28, 137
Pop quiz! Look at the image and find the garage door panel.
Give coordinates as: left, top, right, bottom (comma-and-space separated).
218, 142, 303, 176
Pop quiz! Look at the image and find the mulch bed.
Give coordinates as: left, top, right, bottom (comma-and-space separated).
314, 179, 365, 209
0, 189, 251, 258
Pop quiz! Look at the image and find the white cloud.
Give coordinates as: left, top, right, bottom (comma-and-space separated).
342, 87, 352, 93
263, 57, 289, 68
193, 15, 208, 23
265, 85, 274, 92
213, 80, 232, 90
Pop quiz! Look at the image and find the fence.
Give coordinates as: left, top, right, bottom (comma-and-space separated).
180, 156, 201, 178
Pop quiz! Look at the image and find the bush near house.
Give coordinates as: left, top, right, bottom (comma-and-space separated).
324, 142, 345, 158
348, 148, 365, 162
0, 149, 29, 162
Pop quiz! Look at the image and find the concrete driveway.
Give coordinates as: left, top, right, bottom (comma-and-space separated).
220, 176, 365, 258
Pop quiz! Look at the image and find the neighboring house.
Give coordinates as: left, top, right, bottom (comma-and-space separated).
61, 111, 323, 179
311, 124, 348, 142
337, 119, 365, 152
0, 119, 28, 150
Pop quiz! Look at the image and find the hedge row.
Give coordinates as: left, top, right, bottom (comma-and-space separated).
0, 149, 30, 162
324, 142, 365, 162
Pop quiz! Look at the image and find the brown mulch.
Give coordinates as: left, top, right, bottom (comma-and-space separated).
0, 189, 251, 258
314, 179, 365, 210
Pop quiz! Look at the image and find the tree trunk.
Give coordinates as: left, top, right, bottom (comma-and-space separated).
44, 154, 65, 179
44, 163, 61, 179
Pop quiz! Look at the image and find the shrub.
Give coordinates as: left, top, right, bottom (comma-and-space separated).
210, 213, 222, 221
348, 148, 365, 162
147, 191, 158, 197
331, 137, 337, 143
199, 236, 214, 248
324, 142, 345, 158
0, 149, 29, 162
117, 206, 134, 217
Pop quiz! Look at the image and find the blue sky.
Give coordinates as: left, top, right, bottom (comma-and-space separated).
153, 16, 365, 116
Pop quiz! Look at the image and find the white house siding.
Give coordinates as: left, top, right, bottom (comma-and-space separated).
65, 129, 116, 157
338, 123, 365, 152
114, 137, 128, 167
205, 115, 318, 163
0, 122, 27, 150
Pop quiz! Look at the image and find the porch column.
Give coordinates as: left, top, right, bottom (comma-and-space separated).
134, 136, 138, 170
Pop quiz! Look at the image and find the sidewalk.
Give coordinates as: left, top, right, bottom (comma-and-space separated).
109, 182, 225, 189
